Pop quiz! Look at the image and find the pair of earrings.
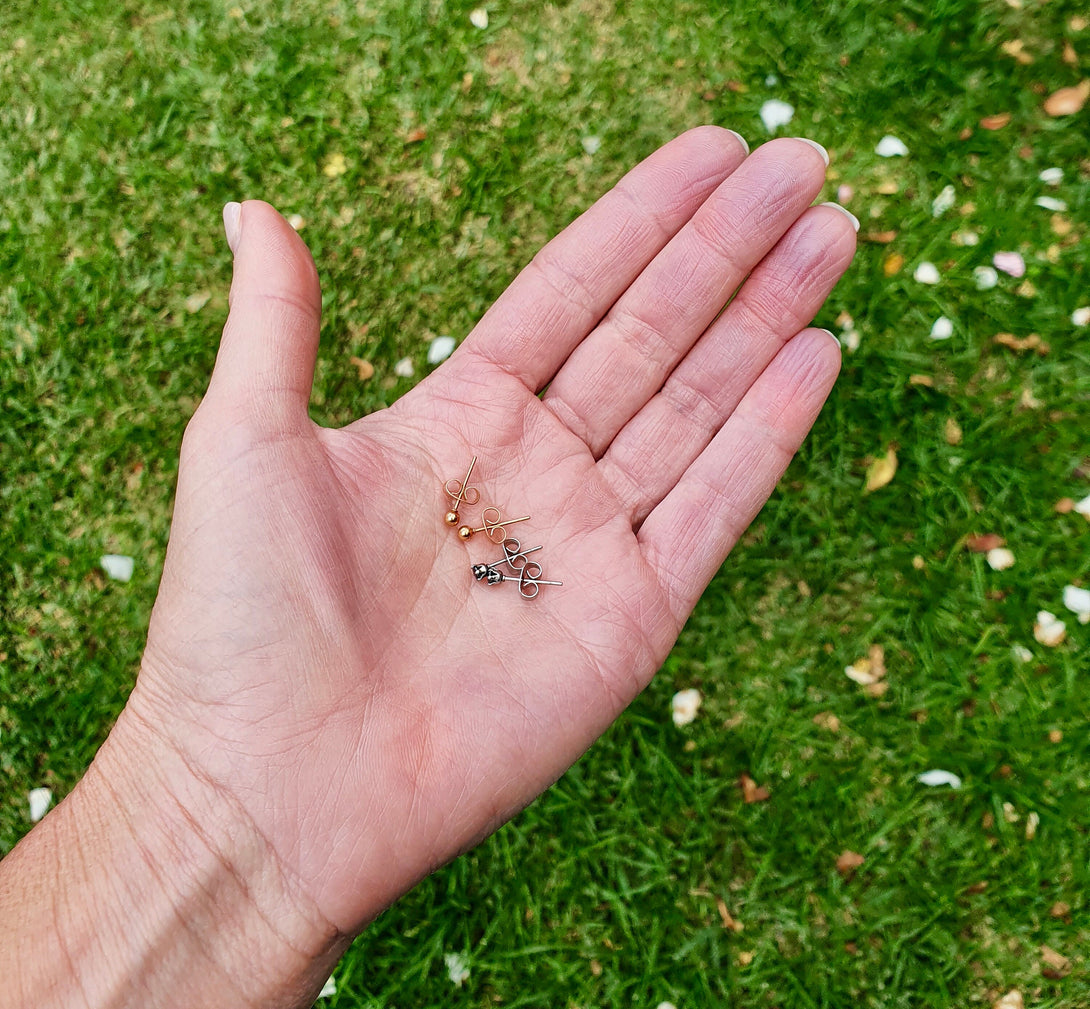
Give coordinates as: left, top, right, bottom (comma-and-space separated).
443, 456, 563, 599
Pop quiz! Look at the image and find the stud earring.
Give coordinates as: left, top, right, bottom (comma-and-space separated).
443, 456, 481, 527
457, 506, 531, 543
472, 559, 562, 599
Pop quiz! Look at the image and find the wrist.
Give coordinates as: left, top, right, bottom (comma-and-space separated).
1, 703, 346, 1009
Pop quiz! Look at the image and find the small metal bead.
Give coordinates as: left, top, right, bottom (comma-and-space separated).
457, 525, 473, 540
444, 510, 459, 526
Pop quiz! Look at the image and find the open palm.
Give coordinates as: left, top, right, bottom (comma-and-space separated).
128, 128, 856, 938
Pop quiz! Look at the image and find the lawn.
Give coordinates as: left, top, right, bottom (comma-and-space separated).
1, 0, 1088, 1006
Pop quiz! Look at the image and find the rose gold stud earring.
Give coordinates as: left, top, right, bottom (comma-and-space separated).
443, 456, 481, 527
457, 506, 531, 543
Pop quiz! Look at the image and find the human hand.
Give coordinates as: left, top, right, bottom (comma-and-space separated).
97, 127, 854, 999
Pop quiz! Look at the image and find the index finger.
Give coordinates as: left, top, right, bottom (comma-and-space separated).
459, 126, 750, 392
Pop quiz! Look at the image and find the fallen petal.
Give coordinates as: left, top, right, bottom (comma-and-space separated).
1074, 493, 1090, 517
1072, 306, 1090, 326
427, 335, 456, 364
930, 316, 953, 340
993, 992, 1024, 1009
444, 952, 470, 987
875, 135, 909, 157
28, 787, 52, 822
931, 185, 956, 217
759, 99, 794, 132
993, 251, 1025, 277
917, 769, 962, 788
986, 547, 1015, 571
836, 850, 865, 876
100, 554, 134, 582
1038, 166, 1064, 185
318, 975, 337, 998
914, 261, 941, 284
1011, 644, 1033, 663
973, 265, 999, 290
1035, 195, 1068, 211
393, 357, 415, 378
1062, 585, 1090, 624
1026, 811, 1040, 840
671, 688, 702, 727
469, 8, 489, 29
1034, 611, 1066, 647
581, 135, 602, 155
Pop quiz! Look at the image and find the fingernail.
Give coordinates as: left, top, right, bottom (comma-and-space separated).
820, 201, 860, 232
819, 327, 841, 348
223, 202, 242, 254
794, 137, 830, 166
726, 129, 750, 155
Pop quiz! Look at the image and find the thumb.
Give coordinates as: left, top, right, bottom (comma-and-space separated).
205, 200, 322, 427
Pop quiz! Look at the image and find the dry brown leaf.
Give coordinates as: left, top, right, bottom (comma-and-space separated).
864, 448, 898, 492
717, 898, 745, 933
737, 950, 755, 967
836, 850, 865, 877
404, 127, 428, 144
1055, 497, 1075, 514
1043, 79, 1090, 116
876, 180, 899, 195
1072, 15, 1088, 31
1063, 41, 1078, 65
1050, 900, 1071, 917
1040, 944, 1071, 977
862, 230, 897, 244
994, 332, 1050, 354
980, 112, 1012, 130
1001, 39, 1034, 64
944, 417, 963, 445
883, 252, 905, 276
1049, 729, 1064, 743
184, 290, 211, 314
1051, 214, 1074, 236
966, 533, 1005, 553
813, 712, 841, 733
349, 356, 375, 381
994, 992, 1024, 1009
865, 680, 889, 698
740, 773, 770, 804
909, 374, 934, 387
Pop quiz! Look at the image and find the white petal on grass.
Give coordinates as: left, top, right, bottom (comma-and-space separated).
1073, 306, 1090, 327
1063, 585, 1090, 624
444, 952, 470, 987
844, 664, 880, 686
100, 554, 134, 582
28, 787, 52, 822
1035, 195, 1068, 211
876, 135, 909, 157
952, 230, 980, 246
581, 135, 602, 155
1039, 166, 1063, 185
657, 1003, 679, 1009
318, 975, 336, 999
393, 357, 415, 378
917, 770, 962, 789
914, 261, 940, 284
759, 99, 794, 132
1011, 643, 1033, 663
930, 317, 953, 341
842, 329, 861, 352
993, 251, 1025, 277
1034, 611, 1066, 647
671, 688, 702, 727
469, 8, 489, 29
1074, 493, 1090, 517
287, 213, 306, 231
931, 185, 956, 216
973, 265, 999, 290
986, 547, 1015, 571
427, 335, 456, 364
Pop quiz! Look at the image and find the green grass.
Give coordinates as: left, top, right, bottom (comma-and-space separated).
2, 0, 1089, 1005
